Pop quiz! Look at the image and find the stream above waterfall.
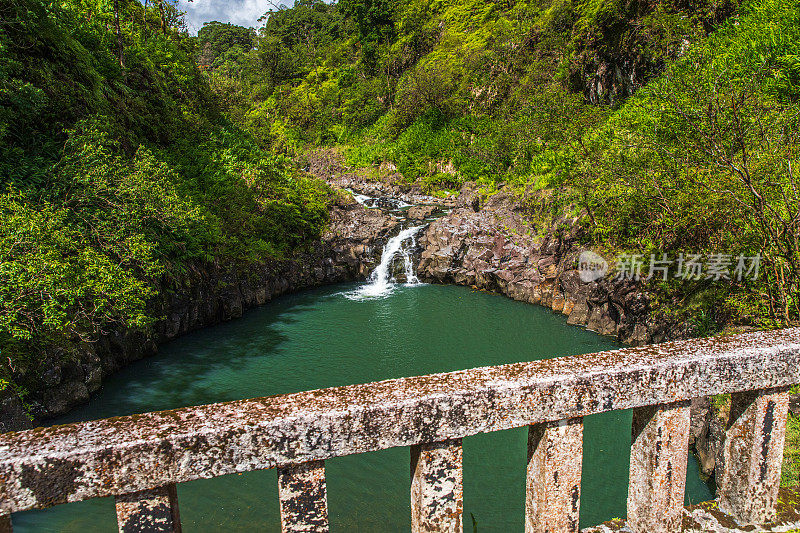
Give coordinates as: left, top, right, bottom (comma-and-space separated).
16, 282, 713, 532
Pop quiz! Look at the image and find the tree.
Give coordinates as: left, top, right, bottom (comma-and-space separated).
158, 0, 166, 34
578, 49, 800, 324
338, 0, 395, 74
338, 0, 395, 43
645, 76, 800, 322
197, 21, 255, 68
113, 0, 123, 68
153, 0, 190, 36
257, 0, 343, 83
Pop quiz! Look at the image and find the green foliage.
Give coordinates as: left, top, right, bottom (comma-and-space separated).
197, 21, 254, 69
6, 0, 800, 418
195, 0, 799, 329
205, 0, 729, 183
339, 0, 395, 43
259, 0, 345, 83
711, 393, 731, 412
0, 126, 182, 359
574, 0, 800, 324
783, 412, 800, 487
0, 0, 332, 392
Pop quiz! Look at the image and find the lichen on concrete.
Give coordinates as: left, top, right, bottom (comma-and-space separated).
718, 388, 790, 524
583, 487, 800, 532
115, 485, 181, 533
411, 439, 463, 533
526, 418, 584, 533
277, 460, 329, 532
627, 401, 691, 532
0, 329, 798, 532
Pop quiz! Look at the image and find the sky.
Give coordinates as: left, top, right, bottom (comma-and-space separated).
177, 0, 275, 34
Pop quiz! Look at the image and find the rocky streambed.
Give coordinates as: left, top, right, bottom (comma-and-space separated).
309, 149, 692, 346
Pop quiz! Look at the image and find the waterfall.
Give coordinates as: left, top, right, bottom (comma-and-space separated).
348, 225, 424, 299
347, 189, 413, 211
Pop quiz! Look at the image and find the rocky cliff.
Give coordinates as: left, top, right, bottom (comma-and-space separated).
417, 186, 693, 345
304, 149, 695, 345
308, 151, 732, 484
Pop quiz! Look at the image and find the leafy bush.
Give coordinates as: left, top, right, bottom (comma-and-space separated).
0, 0, 333, 394
573, 0, 800, 324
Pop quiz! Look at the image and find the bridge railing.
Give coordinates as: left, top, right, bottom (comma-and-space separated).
1, 328, 799, 532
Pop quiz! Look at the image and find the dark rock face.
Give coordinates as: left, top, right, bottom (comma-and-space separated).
42, 382, 89, 417
583, 58, 644, 106
0, 395, 31, 433
407, 205, 440, 221
1, 195, 397, 430
416, 189, 692, 346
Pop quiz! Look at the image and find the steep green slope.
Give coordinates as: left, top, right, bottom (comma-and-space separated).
572, 0, 800, 326
206, 0, 737, 176
0, 0, 331, 399
205, 0, 798, 328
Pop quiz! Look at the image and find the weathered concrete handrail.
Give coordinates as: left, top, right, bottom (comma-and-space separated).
1, 328, 799, 532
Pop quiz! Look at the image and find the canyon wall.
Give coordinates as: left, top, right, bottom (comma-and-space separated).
416, 187, 694, 346
0, 196, 397, 431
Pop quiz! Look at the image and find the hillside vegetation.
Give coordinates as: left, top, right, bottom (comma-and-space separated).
202, 0, 799, 329
2, 0, 799, 417
0, 0, 331, 399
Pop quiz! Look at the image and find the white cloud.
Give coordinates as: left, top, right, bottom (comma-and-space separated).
178, 0, 274, 34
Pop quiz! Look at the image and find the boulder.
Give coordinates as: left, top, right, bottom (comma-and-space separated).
43, 381, 90, 416
407, 205, 439, 220
0, 394, 33, 433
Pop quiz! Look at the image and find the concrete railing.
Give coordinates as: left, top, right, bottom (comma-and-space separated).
1, 328, 799, 532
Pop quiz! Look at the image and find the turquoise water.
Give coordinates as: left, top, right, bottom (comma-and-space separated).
16, 283, 713, 531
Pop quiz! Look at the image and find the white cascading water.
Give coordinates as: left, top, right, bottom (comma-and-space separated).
347, 189, 413, 211
352, 193, 373, 206
349, 225, 424, 299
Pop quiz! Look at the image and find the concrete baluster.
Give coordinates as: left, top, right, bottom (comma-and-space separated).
278, 460, 330, 533
717, 387, 790, 524
627, 401, 691, 533
115, 485, 181, 533
526, 418, 584, 533
411, 439, 463, 533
